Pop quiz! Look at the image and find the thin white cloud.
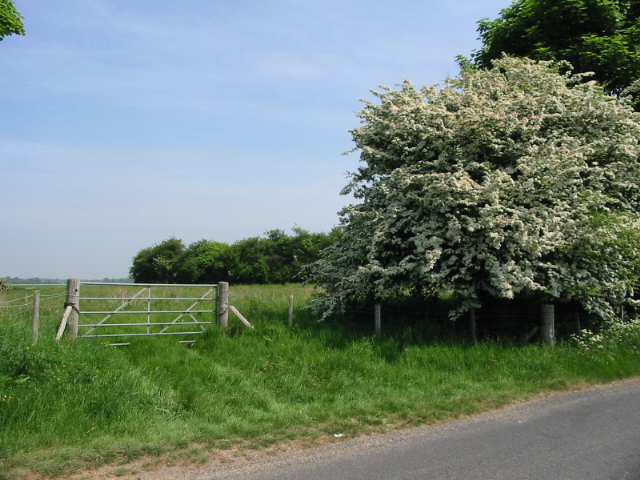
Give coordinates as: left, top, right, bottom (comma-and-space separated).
1, 0, 507, 278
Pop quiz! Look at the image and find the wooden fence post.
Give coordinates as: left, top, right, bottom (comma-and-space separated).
470, 307, 477, 344
217, 282, 229, 330
66, 278, 80, 341
541, 303, 555, 348
374, 304, 381, 335
32, 290, 40, 342
288, 295, 294, 327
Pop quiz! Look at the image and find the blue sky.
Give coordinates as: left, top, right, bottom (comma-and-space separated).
1, 0, 507, 279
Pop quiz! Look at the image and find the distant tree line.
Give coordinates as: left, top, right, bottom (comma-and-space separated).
129, 227, 341, 285
5, 277, 63, 285
4, 277, 132, 284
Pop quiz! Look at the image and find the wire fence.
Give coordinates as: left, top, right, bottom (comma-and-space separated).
0, 289, 67, 338
324, 298, 605, 343
0, 283, 609, 344
221, 285, 316, 328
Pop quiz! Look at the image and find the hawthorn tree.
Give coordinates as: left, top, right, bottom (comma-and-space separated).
0, 0, 24, 41
306, 56, 640, 320
470, 0, 640, 97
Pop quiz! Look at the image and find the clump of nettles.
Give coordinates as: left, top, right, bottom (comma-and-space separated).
0, 278, 12, 291
573, 319, 640, 351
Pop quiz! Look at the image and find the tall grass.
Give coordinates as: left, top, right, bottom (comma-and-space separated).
1, 284, 640, 478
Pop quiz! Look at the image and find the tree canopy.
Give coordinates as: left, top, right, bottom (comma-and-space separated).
129, 237, 186, 284
306, 56, 640, 321
129, 228, 340, 285
469, 0, 640, 98
0, 0, 24, 41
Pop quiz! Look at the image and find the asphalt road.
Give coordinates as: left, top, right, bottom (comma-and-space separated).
181, 379, 640, 480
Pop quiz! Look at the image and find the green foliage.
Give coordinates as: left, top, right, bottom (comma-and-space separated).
0, 0, 24, 41
129, 237, 186, 283
227, 236, 272, 284
130, 228, 340, 285
0, 279, 11, 291
470, 0, 640, 99
306, 56, 640, 321
174, 240, 231, 284
573, 318, 640, 353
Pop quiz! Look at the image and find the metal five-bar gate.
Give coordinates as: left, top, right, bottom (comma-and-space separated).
56, 279, 220, 342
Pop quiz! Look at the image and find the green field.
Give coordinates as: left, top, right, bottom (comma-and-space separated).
1, 284, 639, 479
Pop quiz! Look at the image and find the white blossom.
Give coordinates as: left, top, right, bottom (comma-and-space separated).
306, 57, 640, 321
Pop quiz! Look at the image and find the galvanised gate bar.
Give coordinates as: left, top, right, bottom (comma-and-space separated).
61, 280, 220, 342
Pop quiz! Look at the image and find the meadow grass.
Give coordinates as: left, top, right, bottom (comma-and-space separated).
1, 284, 640, 478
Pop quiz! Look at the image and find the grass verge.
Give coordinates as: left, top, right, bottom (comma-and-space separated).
1, 285, 639, 478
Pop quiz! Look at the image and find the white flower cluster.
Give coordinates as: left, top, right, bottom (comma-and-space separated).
307, 57, 640, 320
573, 318, 640, 351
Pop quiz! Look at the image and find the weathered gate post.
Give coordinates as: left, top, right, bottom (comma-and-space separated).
217, 282, 229, 330
541, 303, 555, 348
66, 278, 80, 340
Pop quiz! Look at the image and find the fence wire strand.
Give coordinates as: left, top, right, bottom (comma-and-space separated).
0, 290, 67, 334
0, 293, 34, 305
